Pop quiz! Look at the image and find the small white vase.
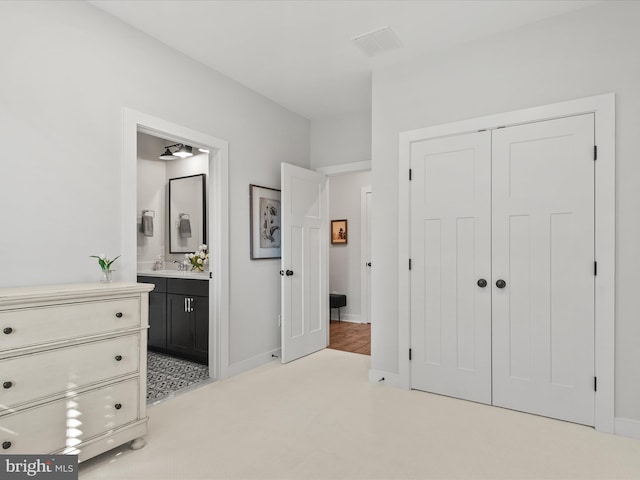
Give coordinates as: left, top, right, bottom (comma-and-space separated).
101, 270, 114, 283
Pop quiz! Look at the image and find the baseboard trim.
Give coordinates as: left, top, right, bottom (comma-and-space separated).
228, 348, 281, 377
330, 314, 364, 323
615, 417, 640, 439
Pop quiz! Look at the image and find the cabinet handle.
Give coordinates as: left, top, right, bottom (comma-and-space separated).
184, 298, 187, 313
2, 441, 10, 450
3, 327, 12, 335
114, 403, 122, 410
115, 355, 123, 361
189, 298, 194, 313
115, 312, 123, 318
3, 381, 12, 389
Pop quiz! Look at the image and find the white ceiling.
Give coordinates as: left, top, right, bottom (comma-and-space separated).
89, 0, 598, 120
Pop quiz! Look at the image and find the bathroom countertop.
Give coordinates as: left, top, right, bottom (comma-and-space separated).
137, 269, 210, 280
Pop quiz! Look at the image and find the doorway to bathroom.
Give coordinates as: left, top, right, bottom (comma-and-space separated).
122, 109, 230, 404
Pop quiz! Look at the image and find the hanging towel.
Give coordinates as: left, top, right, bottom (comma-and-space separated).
141, 214, 154, 237
179, 218, 192, 238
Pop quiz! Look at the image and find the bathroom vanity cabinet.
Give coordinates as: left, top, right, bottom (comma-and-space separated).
0, 282, 153, 461
138, 276, 208, 365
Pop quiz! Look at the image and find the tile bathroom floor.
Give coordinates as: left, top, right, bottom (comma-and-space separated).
146, 351, 211, 404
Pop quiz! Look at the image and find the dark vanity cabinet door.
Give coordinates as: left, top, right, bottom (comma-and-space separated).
166, 279, 209, 364
167, 293, 193, 356
192, 295, 209, 363
138, 276, 167, 351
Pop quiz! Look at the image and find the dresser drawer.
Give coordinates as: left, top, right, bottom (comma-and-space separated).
0, 335, 139, 410
0, 378, 139, 455
0, 297, 141, 350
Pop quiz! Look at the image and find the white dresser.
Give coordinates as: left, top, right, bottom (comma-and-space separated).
0, 282, 154, 462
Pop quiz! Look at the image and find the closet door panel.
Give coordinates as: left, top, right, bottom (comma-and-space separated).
410, 131, 492, 404
491, 114, 595, 426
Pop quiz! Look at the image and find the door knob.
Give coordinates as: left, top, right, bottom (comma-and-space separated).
285, 270, 294, 276
366, 262, 372, 267
3, 327, 12, 335
279, 270, 285, 276
477, 279, 487, 288
496, 279, 507, 289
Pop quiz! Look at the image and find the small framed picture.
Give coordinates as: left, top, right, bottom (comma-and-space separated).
331, 219, 348, 244
250, 184, 281, 259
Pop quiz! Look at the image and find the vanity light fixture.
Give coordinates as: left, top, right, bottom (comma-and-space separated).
159, 147, 178, 160
158, 143, 193, 160
173, 144, 193, 158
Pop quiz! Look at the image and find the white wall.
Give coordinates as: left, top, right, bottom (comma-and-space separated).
0, 1, 309, 372
310, 109, 372, 169
329, 171, 371, 322
370, 0, 640, 423
136, 132, 167, 267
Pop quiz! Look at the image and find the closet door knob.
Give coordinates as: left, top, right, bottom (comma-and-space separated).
279, 270, 285, 276
366, 262, 372, 267
496, 279, 507, 289
477, 279, 487, 288
114, 403, 122, 410
285, 270, 294, 277
3, 327, 12, 335
115, 312, 123, 318
115, 355, 123, 361
2, 441, 11, 450
3, 381, 12, 389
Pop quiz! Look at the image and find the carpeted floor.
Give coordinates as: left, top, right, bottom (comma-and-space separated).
146, 351, 210, 403
81, 348, 640, 479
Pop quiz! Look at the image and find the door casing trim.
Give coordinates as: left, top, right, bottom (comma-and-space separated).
397, 93, 615, 433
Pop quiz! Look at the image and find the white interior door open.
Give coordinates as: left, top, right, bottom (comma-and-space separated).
491, 114, 595, 425
281, 163, 328, 363
410, 131, 492, 404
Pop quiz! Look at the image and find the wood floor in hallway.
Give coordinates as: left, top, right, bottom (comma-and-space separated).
328, 320, 371, 355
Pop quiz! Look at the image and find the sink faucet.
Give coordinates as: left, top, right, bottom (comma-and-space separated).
174, 260, 187, 271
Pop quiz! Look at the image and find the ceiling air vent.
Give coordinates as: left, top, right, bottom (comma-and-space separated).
352, 26, 403, 57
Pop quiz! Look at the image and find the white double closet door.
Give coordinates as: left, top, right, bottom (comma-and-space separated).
410, 114, 595, 426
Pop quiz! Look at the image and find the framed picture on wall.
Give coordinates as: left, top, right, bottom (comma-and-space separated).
250, 184, 281, 259
331, 219, 348, 244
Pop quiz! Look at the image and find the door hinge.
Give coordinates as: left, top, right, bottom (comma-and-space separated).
409, 169, 412, 181
594, 145, 598, 161
409, 348, 412, 361
409, 258, 412, 270
594, 376, 597, 392
594, 261, 597, 276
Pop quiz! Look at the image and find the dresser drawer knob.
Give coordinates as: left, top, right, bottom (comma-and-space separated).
115, 355, 123, 361
2, 441, 11, 450
3, 381, 12, 389
2, 327, 12, 335
115, 312, 123, 318
114, 403, 122, 410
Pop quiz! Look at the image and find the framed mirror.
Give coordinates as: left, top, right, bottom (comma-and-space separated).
169, 174, 206, 253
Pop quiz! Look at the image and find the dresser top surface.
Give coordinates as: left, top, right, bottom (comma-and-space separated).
0, 282, 154, 306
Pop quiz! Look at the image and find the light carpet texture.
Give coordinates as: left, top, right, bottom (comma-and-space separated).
81, 348, 640, 479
